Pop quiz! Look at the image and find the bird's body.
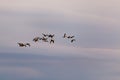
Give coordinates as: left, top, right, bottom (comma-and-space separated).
67, 36, 75, 39
26, 43, 30, 47
67, 36, 71, 39
48, 34, 54, 38
63, 33, 67, 38
42, 33, 48, 37
70, 36, 75, 38
41, 37, 48, 42
71, 39, 76, 43
18, 43, 26, 47
33, 37, 40, 42
50, 39, 54, 44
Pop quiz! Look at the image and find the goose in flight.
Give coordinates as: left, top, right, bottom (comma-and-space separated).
41, 37, 48, 42
18, 43, 26, 47
33, 37, 40, 42
71, 39, 76, 43
50, 39, 54, 44
63, 33, 67, 38
70, 36, 75, 38
48, 34, 55, 38
42, 33, 48, 37
67, 36, 75, 39
25, 43, 30, 47
67, 36, 71, 39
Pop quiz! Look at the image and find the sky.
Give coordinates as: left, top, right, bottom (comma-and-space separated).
0, 0, 120, 80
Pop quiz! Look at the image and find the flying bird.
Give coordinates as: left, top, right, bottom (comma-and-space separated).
41, 37, 48, 42
48, 34, 55, 38
33, 37, 40, 42
70, 36, 75, 38
67, 36, 75, 39
63, 33, 67, 38
50, 39, 54, 44
18, 43, 26, 47
71, 39, 76, 43
42, 33, 48, 37
67, 36, 71, 39
25, 43, 30, 47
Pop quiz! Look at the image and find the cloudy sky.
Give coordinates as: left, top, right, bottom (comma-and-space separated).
0, 0, 120, 80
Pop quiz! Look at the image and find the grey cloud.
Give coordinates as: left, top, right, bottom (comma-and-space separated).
0, 53, 120, 80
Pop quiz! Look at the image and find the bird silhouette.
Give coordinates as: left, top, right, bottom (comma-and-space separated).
42, 33, 48, 37
71, 39, 76, 43
67, 36, 71, 39
33, 37, 40, 42
67, 36, 75, 39
70, 36, 75, 38
25, 43, 30, 47
41, 37, 48, 42
48, 34, 55, 38
18, 43, 26, 47
50, 39, 54, 44
63, 33, 67, 38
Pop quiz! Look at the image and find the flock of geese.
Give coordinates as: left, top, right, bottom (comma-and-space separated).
18, 33, 76, 47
